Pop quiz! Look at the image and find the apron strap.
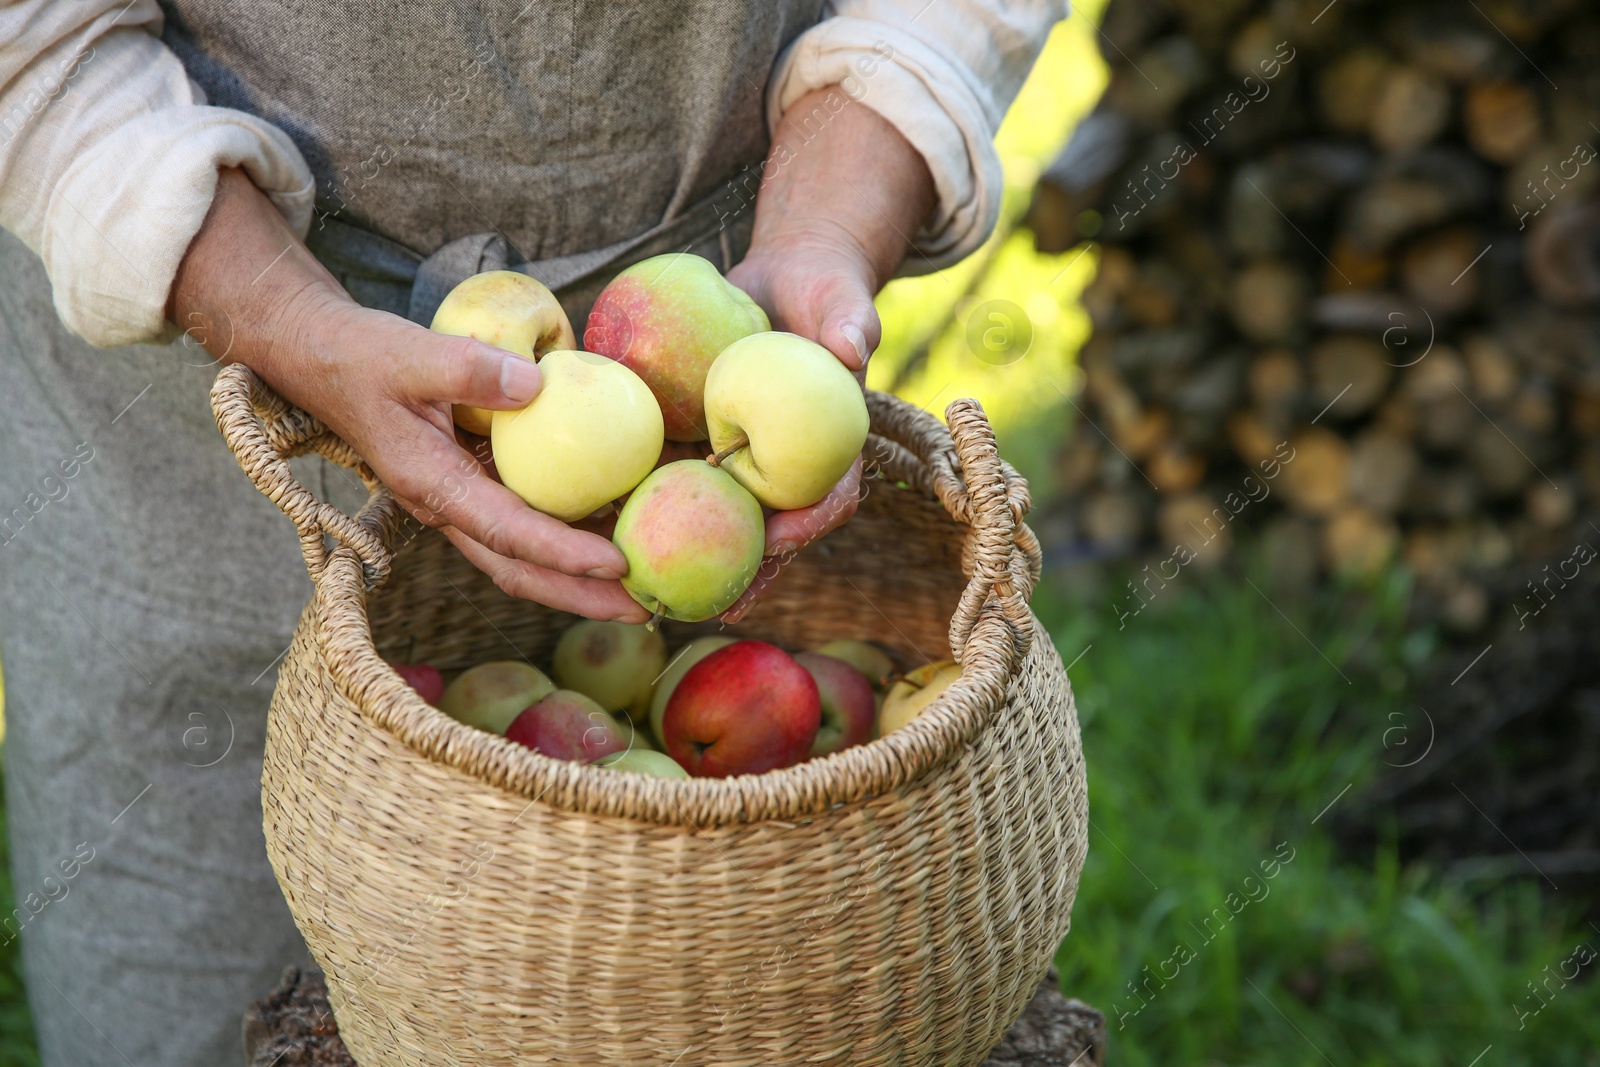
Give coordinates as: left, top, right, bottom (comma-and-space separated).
304, 162, 763, 326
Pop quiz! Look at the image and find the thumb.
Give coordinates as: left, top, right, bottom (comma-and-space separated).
811, 278, 879, 373
397, 326, 544, 410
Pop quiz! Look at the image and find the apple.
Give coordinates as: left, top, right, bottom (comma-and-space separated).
552, 620, 667, 722
648, 635, 737, 748
612, 460, 764, 623
585, 253, 770, 441
877, 660, 962, 736
392, 662, 445, 705
504, 689, 630, 762
430, 270, 576, 435
491, 350, 664, 521
661, 641, 820, 777
703, 332, 869, 510
439, 661, 556, 733
794, 652, 877, 758
593, 749, 689, 779
812, 639, 896, 691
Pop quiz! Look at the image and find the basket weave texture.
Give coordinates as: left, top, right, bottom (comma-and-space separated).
212, 364, 1089, 1067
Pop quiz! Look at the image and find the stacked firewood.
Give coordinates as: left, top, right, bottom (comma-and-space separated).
1035, 0, 1600, 628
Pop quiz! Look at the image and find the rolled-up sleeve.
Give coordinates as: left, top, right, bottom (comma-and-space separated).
767, 0, 1068, 271
0, 0, 313, 347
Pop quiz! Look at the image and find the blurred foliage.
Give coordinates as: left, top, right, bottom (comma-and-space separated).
868, 6, 1109, 502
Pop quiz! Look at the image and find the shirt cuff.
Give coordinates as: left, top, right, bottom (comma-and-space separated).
41, 107, 314, 348
766, 17, 1005, 273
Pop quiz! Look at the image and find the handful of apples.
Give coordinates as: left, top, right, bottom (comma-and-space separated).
391, 625, 961, 780
430, 258, 870, 623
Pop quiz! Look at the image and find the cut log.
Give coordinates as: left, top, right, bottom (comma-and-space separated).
1083, 489, 1146, 550
1308, 335, 1394, 418
1248, 349, 1303, 414
1148, 440, 1207, 492
1525, 201, 1600, 309
1463, 80, 1542, 164
1231, 260, 1307, 343
1369, 67, 1452, 153
1399, 227, 1484, 316
1463, 335, 1520, 404
1318, 48, 1392, 134
1281, 427, 1351, 516
1324, 507, 1400, 577
1348, 429, 1419, 515
1159, 492, 1231, 565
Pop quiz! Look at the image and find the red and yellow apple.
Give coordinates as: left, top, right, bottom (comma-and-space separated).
661, 641, 820, 777
795, 652, 876, 758
612, 460, 764, 622
648, 635, 736, 748
392, 662, 445, 705
439, 661, 555, 733
585, 253, 770, 441
552, 620, 666, 722
504, 689, 630, 762
430, 270, 575, 435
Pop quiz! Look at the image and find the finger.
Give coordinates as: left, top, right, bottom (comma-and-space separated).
390, 320, 544, 411
443, 527, 649, 622
762, 456, 863, 555
386, 429, 628, 579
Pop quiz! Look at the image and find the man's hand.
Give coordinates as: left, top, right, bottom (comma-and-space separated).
171, 168, 647, 622
723, 85, 936, 621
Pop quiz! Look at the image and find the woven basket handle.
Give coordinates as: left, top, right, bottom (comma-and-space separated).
939, 399, 1042, 664
210, 364, 400, 589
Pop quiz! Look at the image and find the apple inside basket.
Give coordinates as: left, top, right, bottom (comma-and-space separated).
216, 363, 1086, 1067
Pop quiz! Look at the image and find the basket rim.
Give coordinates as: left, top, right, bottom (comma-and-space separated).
300, 390, 1043, 827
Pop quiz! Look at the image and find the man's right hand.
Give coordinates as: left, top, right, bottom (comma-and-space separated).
170, 167, 647, 622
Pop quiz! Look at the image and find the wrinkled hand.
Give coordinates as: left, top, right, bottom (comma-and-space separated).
720, 85, 936, 622
171, 168, 647, 622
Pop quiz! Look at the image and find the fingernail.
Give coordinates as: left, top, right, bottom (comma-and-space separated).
500, 356, 541, 403
840, 323, 869, 368
587, 566, 623, 580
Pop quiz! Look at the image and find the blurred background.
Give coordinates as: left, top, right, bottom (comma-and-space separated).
6, 0, 1600, 1063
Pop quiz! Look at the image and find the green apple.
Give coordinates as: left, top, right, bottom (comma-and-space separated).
491, 350, 663, 522
430, 270, 575, 436
877, 660, 961, 736
552, 619, 667, 722
813, 638, 896, 691
612, 460, 764, 623
594, 748, 690, 779
584, 253, 770, 441
648, 635, 736, 748
704, 332, 869, 510
438, 660, 556, 733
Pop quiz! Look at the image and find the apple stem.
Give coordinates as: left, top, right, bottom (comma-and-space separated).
645, 607, 665, 632
707, 434, 749, 467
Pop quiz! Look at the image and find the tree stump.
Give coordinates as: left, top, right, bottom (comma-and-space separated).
242, 964, 1107, 1067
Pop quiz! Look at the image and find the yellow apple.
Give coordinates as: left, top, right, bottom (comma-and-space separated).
876, 659, 961, 736
430, 271, 576, 435
704, 332, 869, 510
491, 350, 664, 522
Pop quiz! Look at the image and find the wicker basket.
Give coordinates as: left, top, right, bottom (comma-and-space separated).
211, 363, 1088, 1067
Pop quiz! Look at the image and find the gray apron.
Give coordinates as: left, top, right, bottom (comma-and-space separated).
0, 2, 821, 1063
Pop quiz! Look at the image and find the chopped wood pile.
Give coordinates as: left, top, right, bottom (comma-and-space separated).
1034, 0, 1600, 627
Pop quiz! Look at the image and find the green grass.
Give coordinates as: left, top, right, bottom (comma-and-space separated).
0, 778, 38, 1067
1039, 556, 1600, 1066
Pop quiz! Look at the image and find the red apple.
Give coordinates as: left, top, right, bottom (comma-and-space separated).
392, 663, 445, 705
794, 652, 876, 758
584, 253, 769, 441
504, 690, 630, 762
661, 641, 820, 777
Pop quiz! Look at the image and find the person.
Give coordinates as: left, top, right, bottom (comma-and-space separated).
0, 1, 1066, 1063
